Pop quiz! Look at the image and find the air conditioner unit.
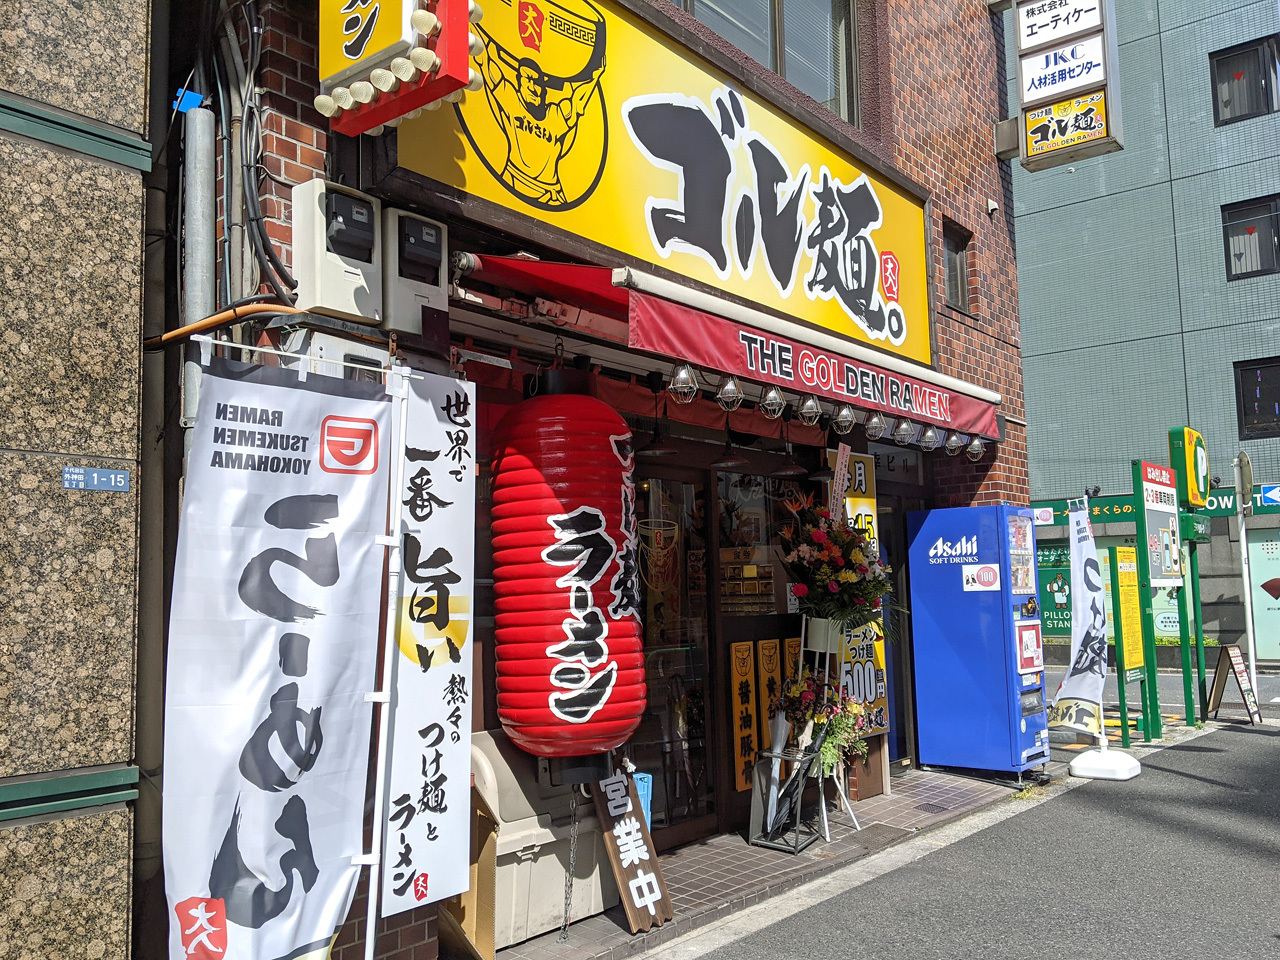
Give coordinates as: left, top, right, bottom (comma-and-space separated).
292, 179, 383, 324
383, 208, 449, 339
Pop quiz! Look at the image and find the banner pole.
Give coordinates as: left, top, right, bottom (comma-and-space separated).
363, 366, 411, 960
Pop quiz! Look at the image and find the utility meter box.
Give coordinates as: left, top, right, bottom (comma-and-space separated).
292, 179, 383, 324
382, 208, 449, 337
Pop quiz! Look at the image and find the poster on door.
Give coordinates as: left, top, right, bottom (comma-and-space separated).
1246, 528, 1280, 661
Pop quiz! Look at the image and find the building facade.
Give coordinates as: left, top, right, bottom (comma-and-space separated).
3, 0, 1028, 958
1012, 0, 1280, 497
1009, 0, 1280, 649
0, 0, 154, 957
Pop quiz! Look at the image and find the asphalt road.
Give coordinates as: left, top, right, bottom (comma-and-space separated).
692, 724, 1280, 960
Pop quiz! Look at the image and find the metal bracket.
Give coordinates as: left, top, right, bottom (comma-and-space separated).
375, 534, 399, 548
351, 853, 379, 866
993, 118, 1020, 161
365, 691, 390, 703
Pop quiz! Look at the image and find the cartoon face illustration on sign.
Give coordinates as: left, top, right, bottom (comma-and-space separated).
461, 0, 609, 209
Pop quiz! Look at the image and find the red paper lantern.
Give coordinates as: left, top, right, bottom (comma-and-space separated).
491, 394, 645, 756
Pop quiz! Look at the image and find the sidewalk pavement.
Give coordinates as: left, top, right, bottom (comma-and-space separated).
489, 715, 1237, 960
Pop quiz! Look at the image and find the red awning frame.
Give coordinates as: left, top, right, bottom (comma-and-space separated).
461, 254, 1003, 440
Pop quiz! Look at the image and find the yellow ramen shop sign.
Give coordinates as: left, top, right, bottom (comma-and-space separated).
397, 0, 932, 364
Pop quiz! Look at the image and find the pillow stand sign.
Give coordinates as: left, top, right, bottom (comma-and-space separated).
1014, 0, 1124, 172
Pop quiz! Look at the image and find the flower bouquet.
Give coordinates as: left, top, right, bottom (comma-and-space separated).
779, 492, 893, 650
776, 669, 871, 775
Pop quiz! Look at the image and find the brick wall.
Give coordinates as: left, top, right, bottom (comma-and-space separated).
236, 0, 328, 278
331, 875, 439, 960
885, 0, 1028, 506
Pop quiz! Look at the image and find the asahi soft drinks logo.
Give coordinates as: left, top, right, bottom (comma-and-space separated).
928, 535, 978, 563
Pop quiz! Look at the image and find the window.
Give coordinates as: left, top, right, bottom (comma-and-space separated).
943, 227, 969, 311
1222, 196, 1280, 280
1210, 37, 1279, 126
674, 0, 857, 122
1234, 357, 1280, 440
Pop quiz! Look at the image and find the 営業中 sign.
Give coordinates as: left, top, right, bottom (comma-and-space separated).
592, 768, 674, 933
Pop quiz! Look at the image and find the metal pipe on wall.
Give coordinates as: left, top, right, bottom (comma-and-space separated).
182, 106, 217, 429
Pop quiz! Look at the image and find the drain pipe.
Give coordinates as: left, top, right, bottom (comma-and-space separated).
136, 0, 171, 890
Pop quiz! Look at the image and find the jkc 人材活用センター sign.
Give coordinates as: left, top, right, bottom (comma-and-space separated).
396, 0, 931, 364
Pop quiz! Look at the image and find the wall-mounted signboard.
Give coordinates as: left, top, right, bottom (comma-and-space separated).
1014, 0, 1123, 172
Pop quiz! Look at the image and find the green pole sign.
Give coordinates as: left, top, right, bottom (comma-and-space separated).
1130, 459, 1181, 739
1169, 426, 1210, 724
1168, 427, 1210, 511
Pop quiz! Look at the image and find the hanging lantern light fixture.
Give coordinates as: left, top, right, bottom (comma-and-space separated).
637, 373, 678, 458
715, 374, 745, 411
966, 437, 987, 462
918, 425, 942, 451
830, 404, 858, 435
759, 386, 787, 420
666, 363, 699, 404
892, 419, 917, 445
797, 394, 823, 426
944, 432, 967, 456
864, 412, 889, 440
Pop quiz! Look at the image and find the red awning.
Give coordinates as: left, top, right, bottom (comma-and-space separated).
464, 255, 1001, 438
467, 255, 629, 320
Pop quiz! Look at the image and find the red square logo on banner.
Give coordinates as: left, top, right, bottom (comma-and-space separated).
413, 873, 430, 902
320, 416, 380, 474
880, 252, 900, 302
175, 897, 227, 960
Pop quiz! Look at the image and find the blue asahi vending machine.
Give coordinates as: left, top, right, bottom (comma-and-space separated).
907, 505, 1050, 774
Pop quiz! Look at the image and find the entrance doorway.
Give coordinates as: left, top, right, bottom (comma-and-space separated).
627, 469, 718, 850
878, 493, 924, 771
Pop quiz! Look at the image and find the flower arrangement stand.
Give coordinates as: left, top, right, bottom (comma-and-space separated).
814, 767, 861, 839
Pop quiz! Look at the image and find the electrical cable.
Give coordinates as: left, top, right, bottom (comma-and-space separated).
212, 40, 234, 308
237, 0, 297, 302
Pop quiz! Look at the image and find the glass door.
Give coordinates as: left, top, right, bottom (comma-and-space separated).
627, 472, 718, 849
878, 494, 924, 770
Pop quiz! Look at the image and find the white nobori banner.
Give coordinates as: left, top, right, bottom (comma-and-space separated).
164, 358, 391, 960
379, 373, 477, 915
1048, 498, 1109, 736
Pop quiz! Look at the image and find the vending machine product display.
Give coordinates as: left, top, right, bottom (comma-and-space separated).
908, 505, 1050, 774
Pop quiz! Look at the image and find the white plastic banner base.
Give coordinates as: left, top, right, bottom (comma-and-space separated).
1069, 747, 1141, 781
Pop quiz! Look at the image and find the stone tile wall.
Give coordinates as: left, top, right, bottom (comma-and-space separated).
0, 806, 133, 960
0, 135, 142, 779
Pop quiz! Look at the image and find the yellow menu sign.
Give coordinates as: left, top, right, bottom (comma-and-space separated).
1114, 546, 1145, 673
729, 641, 759, 792
398, 0, 931, 363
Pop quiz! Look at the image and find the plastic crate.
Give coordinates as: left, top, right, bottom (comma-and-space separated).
633, 772, 653, 831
